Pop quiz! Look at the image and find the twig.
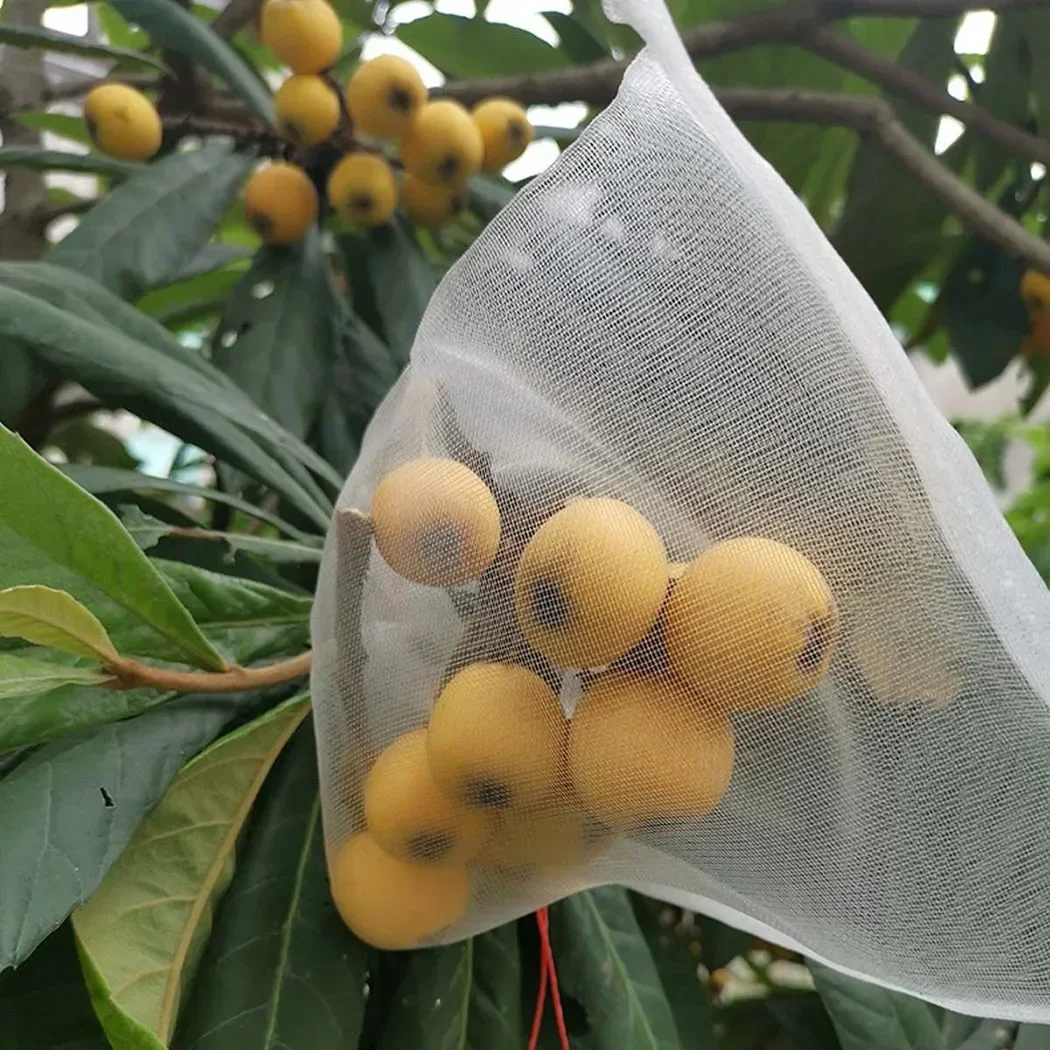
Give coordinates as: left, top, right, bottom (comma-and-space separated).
211, 0, 263, 39
107, 649, 311, 693
160, 112, 283, 154
803, 26, 1050, 171
821, 0, 1046, 13
435, 1, 1036, 108
45, 394, 103, 428
437, 10, 804, 108
32, 196, 97, 229
44, 72, 158, 105
952, 54, 981, 101
717, 88, 1050, 271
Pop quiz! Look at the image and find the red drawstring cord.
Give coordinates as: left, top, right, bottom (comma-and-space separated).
526, 933, 549, 1049
527, 907, 570, 1050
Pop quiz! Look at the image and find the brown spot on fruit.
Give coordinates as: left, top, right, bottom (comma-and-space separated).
389, 85, 413, 113
465, 778, 512, 810
531, 578, 571, 630
248, 210, 273, 237
437, 153, 460, 180
798, 616, 834, 673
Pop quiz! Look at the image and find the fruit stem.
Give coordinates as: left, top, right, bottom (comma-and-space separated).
105, 650, 312, 694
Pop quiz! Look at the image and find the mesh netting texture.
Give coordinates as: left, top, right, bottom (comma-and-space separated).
310, 0, 1050, 1019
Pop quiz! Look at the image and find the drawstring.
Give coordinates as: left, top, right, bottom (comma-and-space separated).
527, 907, 570, 1050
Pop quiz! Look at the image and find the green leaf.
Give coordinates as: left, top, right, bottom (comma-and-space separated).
73, 695, 309, 1049
550, 887, 681, 1050
121, 507, 323, 563
48, 140, 252, 302
98, 2, 151, 50
544, 11, 609, 63
949, 1018, 1011, 1049
467, 172, 518, 218
810, 961, 943, 1050
0, 146, 141, 177
701, 11, 912, 195
940, 230, 1029, 388
0, 288, 334, 529
973, 14, 1032, 191
138, 258, 249, 329
16, 109, 95, 146
832, 17, 960, 310
174, 723, 371, 1050
0, 923, 109, 1050
108, 0, 275, 122
151, 559, 312, 663
0, 426, 225, 670
696, 914, 752, 971
48, 418, 142, 470
763, 992, 841, 1049
0, 586, 117, 661
0, 693, 250, 968
0, 653, 108, 700
379, 924, 522, 1050
955, 418, 1011, 489
398, 13, 567, 78
0, 560, 310, 752
1016, 1025, 1050, 1050
0, 262, 229, 381
365, 218, 439, 367
63, 465, 315, 541
153, 294, 228, 331
629, 894, 715, 1049
0, 343, 49, 427
212, 233, 337, 439
175, 243, 254, 281
0, 23, 168, 72
315, 305, 401, 471
943, 1013, 986, 1047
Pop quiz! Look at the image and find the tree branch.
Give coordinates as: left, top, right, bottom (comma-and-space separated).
436, 0, 1040, 108
822, 0, 1046, 14
438, 10, 806, 108
717, 89, 1050, 271
211, 0, 262, 39
32, 196, 97, 231
0, 0, 50, 259
107, 650, 311, 693
804, 26, 1050, 170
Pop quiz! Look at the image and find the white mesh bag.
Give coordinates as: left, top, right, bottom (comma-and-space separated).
310, 0, 1050, 1018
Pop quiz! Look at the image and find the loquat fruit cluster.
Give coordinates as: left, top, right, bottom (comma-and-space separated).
81, 1, 534, 249
250, 1, 533, 246
327, 456, 840, 950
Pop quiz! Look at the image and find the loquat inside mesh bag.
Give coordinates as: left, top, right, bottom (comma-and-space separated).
309, 0, 1050, 1018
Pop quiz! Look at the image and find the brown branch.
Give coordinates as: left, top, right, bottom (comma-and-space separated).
717, 89, 1050, 271
821, 0, 1046, 14
107, 650, 311, 693
162, 112, 266, 137
804, 26, 1050, 170
436, 1, 1038, 108
438, 9, 807, 108
32, 196, 97, 230
211, 0, 263, 39
42, 71, 157, 105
